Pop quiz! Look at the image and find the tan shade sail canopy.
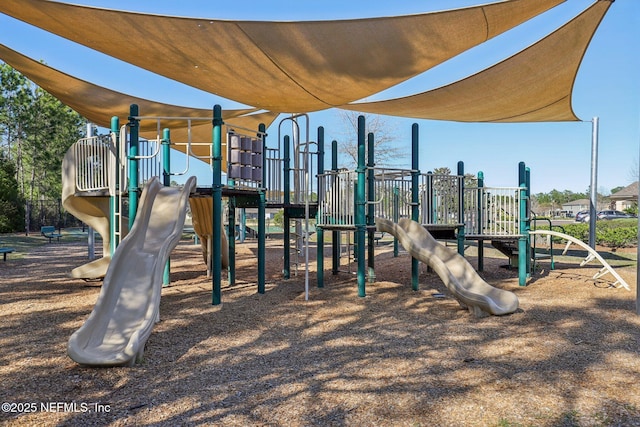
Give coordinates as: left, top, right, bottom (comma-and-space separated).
341, 1, 612, 123
0, 0, 564, 113
0, 43, 279, 170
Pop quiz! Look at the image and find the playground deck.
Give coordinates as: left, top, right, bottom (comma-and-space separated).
0, 236, 638, 426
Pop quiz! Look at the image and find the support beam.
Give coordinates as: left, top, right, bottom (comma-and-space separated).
589, 117, 599, 249
356, 116, 366, 297
477, 171, 484, 272
457, 161, 465, 256
411, 123, 420, 291
367, 132, 376, 283
283, 135, 291, 279
162, 128, 171, 286
211, 105, 223, 305
331, 140, 340, 275
518, 162, 528, 286
127, 104, 139, 229
317, 127, 325, 288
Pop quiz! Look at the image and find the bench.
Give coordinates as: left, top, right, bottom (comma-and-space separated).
41, 226, 63, 243
0, 247, 15, 261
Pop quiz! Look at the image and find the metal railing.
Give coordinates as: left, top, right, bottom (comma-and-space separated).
317, 169, 524, 237
74, 136, 112, 192
317, 169, 467, 228
464, 186, 523, 237
317, 169, 358, 226
420, 173, 465, 226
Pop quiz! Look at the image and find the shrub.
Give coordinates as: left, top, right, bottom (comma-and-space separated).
531, 219, 637, 248
595, 219, 637, 249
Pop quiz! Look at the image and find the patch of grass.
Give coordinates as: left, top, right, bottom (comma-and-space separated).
0, 229, 92, 259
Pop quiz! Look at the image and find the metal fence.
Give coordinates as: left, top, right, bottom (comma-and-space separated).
24, 199, 83, 233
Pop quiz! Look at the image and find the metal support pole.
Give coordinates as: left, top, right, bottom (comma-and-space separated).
317, 127, 325, 288
317, 227, 324, 287
162, 128, 171, 286
477, 171, 484, 272
356, 116, 367, 297
367, 132, 376, 283
589, 117, 599, 249
228, 197, 236, 286
258, 190, 266, 294
411, 124, 420, 291
331, 139, 340, 275
128, 104, 139, 229
637, 116, 640, 315
518, 162, 528, 286
525, 166, 532, 277
283, 135, 291, 279
109, 116, 120, 255
457, 161, 465, 256
211, 105, 223, 305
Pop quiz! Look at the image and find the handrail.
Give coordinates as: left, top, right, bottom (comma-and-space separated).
529, 229, 630, 290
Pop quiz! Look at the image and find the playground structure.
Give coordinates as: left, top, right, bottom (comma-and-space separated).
62, 104, 631, 295
62, 104, 631, 364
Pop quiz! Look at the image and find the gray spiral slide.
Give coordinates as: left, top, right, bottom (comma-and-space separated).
61, 147, 114, 279
376, 218, 519, 317
68, 176, 196, 366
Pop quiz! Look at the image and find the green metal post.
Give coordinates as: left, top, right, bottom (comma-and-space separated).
411, 123, 420, 291
317, 127, 325, 288
162, 128, 171, 286
518, 162, 528, 286
331, 140, 339, 275
110, 116, 120, 255
356, 116, 367, 297
128, 104, 139, 229
283, 135, 291, 279
457, 161, 465, 256
477, 171, 484, 272
228, 197, 236, 286
317, 227, 324, 287
212, 105, 224, 305
525, 166, 532, 276
367, 132, 376, 283
258, 189, 266, 294
258, 123, 268, 292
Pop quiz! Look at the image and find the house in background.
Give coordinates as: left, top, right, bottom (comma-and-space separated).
610, 181, 638, 211
562, 198, 591, 216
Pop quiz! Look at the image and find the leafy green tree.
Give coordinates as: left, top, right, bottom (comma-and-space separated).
273, 209, 284, 229
1, 63, 84, 205
0, 152, 24, 232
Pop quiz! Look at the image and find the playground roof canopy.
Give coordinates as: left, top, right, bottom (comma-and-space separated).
0, 0, 565, 114
342, 1, 612, 123
0, 43, 279, 167
0, 0, 613, 125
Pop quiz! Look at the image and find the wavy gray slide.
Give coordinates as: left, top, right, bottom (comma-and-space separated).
68, 176, 196, 366
376, 218, 518, 317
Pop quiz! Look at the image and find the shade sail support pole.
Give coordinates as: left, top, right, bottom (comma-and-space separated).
588, 117, 599, 249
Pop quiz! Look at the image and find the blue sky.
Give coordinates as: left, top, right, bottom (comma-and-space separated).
0, 0, 638, 195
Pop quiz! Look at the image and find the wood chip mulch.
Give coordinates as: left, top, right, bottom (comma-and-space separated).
0, 237, 639, 426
